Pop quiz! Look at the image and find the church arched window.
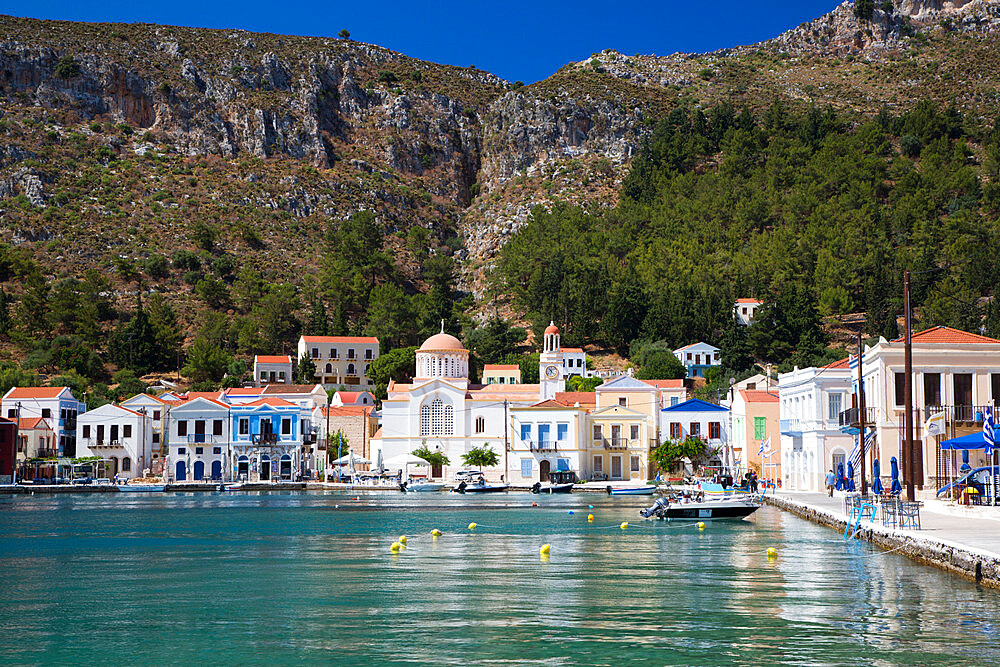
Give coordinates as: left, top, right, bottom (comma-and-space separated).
432, 399, 444, 435
475, 416, 485, 434
420, 403, 432, 436
444, 404, 454, 435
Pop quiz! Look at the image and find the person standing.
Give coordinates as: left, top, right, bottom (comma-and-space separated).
826, 469, 836, 497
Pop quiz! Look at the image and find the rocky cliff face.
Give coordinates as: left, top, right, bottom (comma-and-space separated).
1, 4, 999, 302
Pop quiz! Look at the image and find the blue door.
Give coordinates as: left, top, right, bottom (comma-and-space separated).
211, 460, 222, 481
175, 460, 186, 481
193, 461, 205, 480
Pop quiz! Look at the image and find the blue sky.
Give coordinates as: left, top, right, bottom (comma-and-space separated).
2, 1, 840, 82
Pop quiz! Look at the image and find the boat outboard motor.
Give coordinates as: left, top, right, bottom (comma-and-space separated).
640, 497, 670, 518
456, 480, 467, 494
399, 481, 408, 492
531, 482, 542, 494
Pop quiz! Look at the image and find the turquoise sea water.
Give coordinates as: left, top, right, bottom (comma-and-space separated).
1, 491, 998, 665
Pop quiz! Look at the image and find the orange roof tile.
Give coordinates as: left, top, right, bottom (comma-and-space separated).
372, 427, 383, 439
892, 325, 1000, 345
740, 389, 779, 403
736, 298, 762, 304
241, 397, 297, 408
642, 379, 685, 389
262, 384, 322, 394
554, 391, 597, 406
18, 417, 50, 430
821, 357, 851, 370
255, 355, 292, 364
5, 387, 67, 399
184, 391, 225, 401
525, 399, 576, 408
224, 388, 265, 396
483, 364, 520, 371
301, 336, 379, 344
562, 347, 585, 353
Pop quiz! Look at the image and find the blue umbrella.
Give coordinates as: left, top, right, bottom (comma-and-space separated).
890, 456, 902, 496
835, 462, 845, 491
871, 459, 884, 495
846, 460, 856, 492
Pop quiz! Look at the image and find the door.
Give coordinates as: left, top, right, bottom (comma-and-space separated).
280, 455, 292, 480
175, 460, 186, 482
238, 456, 249, 480
211, 460, 222, 481
539, 459, 550, 482
261, 456, 271, 481
611, 455, 623, 480
611, 425, 621, 447
954, 374, 973, 420
193, 460, 205, 480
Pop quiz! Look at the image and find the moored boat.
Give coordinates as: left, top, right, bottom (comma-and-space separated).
531, 470, 576, 494
639, 495, 760, 521
455, 477, 509, 493
117, 484, 165, 492
400, 480, 446, 492
607, 485, 656, 496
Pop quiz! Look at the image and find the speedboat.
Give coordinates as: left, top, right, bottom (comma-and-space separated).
117, 484, 166, 492
639, 495, 761, 521
607, 485, 656, 496
531, 470, 576, 494
455, 476, 509, 493
400, 480, 446, 492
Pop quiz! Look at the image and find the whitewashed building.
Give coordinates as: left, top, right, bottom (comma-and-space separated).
76, 404, 154, 479
2, 386, 85, 457
734, 298, 763, 326
673, 342, 721, 378
331, 390, 376, 407
165, 396, 232, 482
508, 399, 588, 483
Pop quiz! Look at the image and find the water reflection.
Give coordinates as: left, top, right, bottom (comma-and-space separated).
0, 492, 998, 664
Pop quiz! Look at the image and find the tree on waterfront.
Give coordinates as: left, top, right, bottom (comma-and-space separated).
651, 437, 712, 475
412, 444, 450, 470
462, 445, 499, 471
328, 429, 348, 460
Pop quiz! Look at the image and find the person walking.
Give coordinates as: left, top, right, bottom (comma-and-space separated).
826, 469, 836, 497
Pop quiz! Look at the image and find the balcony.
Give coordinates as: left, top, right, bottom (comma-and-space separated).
303, 433, 317, 445
838, 407, 879, 430
603, 438, 630, 450
528, 440, 558, 451
925, 405, 995, 425
780, 419, 808, 436
252, 433, 278, 445
187, 434, 223, 444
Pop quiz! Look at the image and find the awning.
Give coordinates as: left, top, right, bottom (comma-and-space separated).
940, 432, 989, 451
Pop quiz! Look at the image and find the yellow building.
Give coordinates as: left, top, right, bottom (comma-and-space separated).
587, 376, 659, 481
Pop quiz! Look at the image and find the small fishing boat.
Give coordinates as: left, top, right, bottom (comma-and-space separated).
400, 480, 446, 492
607, 485, 656, 496
455, 476, 509, 493
639, 495, 760, 521
531, 470, 576, 494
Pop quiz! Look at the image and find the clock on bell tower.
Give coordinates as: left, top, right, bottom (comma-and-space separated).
539, 321, 565, 401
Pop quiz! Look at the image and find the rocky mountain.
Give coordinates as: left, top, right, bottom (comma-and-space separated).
1, 0, 999, 309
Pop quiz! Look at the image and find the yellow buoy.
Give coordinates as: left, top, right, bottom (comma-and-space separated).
390, 542, 401, 553
468, 522, 477, 530
398, 535, 407, 544
767, 547, 778, 560
539, 543, 551, 556
697, 521, 706, 531
620, 521, 629, 530
587, 514, 594, 522
431, 529, 442, 537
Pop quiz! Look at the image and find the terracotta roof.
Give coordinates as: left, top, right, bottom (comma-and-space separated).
262, 384, 322, 394
466, 385, 542, 401
740, 389, 780, 403
18, 417, 50, 430
821, 357, 851, 370
334, 391, 372, 402
224, 388, 265, 396
642, 379, 685, 389
419, 332, 465, 351
255, 355, 292, 364
240, 397, 298, 408
318, 406, 374, 417
554, 391, 597, 406
372, 427, 383, 439
735, 298, 762, 304
301, 336, 379, 344
483, 364, 519, 371
5, 387, 67, 399
525, 399, 574, 409
562, 347, 584, 353
184, 391, 225, 401
544, 322, 559, 335
891, 325, 1000, 345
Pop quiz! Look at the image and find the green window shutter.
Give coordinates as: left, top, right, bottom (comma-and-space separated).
754, 416, 766, 440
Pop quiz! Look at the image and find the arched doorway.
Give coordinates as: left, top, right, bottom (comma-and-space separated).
237, 456, 249, 480
539, 459, 551, 482
109, 457, 119, 476
193, 460, 205, 480
175, 460, 186, 482
261, 455, 271, 481
211, 460, 222, 481
280, 454, 292, 480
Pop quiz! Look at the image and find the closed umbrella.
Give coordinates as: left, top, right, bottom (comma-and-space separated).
846, 461, 856, 493
890, 456, 902, 496
835, 462, 845, 491
376, 448, 384, 474
871, 459, 884, 495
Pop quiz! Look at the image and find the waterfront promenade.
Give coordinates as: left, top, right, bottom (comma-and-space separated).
768, 490, 1000, 589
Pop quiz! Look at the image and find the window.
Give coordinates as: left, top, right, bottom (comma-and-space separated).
213, 447, 222, 455
695, 355, 701, 365
195, 447, 203, 455
993, 373, 1000, 407
153, 433, 160, 444
153, 410, 161, 421
509, 377, 516, 384
520, 424, 531, 441
83, 425, 91, 438
475, 416, 485, 434
538, 424, 550, 444
282, 418, 291, 435
325, 363, 332, 373
97, 425, 105, 441
618, 397, 627, 407
828, 393, 843, 421
6, 409, 13, 418
443, 405, 454, 435
178, 420, 188, 437
42, 408, 51, 418
921, 373, 941, 407
630, 455, 640, 472
213, 420, 223, 436
593, 456, 603, 473
123, 425, 132, 438
686, 353, 692, 362
753, 416, 766, 440
178, 447, 186, 455
593, 425, 602, 441
557, 423, 568, 441
690, 422, 700, 438
239, 418, 249, 436
260, 372, 268, 381
709, 422, 721, 439
670, 422, 681, 440
365, 349, 373, 360
420, 404, 432, 436
670, 397, 679, 407
347, 364, 356, 376
894, 372, 906, 406
348, 348, 356, 360
311, 348, 319, 358
278, 372, 286, 382
630, 424, 639, 440
330, 348, 338, 359
521, 459, 532, 477
122, 457, 131, 472
110, 425, 119, 442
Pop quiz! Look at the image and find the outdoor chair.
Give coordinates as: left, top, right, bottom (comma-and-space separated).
880, 499, 899, 528
897, 501, 922, 529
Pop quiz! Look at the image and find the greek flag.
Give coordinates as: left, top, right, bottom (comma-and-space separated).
985, 408, 996, 455
758, 439, 764, 455
761, 437, 773, 459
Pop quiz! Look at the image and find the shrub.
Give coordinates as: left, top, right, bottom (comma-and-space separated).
854, 0, 875, 21
900, 134, 922, 157
171, 249, 201, 272
377, 70, 398, 85
338, 29, 350, 39
54, 56, 81, 79
143, 254, 171, 279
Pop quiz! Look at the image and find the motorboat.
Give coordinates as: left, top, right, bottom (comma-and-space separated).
400, 480, 446, 492
639, 495, 761, 521
607, 485, 656, 496
455, 475, 509, 493
117, 484, 166, 492
531, 470, 576, 494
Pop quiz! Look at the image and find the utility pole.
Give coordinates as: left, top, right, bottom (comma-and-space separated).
903, 270, 916, 502
503, 399, 509, 480
14, 402, 21, 485
857, 331, 867, 497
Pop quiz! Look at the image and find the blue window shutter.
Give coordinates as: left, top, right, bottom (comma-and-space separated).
520, 424, 531, 441
557, 424, 568, 441
521, 459, 533, 477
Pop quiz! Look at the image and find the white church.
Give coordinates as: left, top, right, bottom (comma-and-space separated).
374, 323, 567, 480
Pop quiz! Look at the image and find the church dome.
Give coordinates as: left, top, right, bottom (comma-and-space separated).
544, 322, 560, 335
420, 332, 465, 351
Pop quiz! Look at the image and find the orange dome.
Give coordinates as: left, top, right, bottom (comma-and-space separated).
419, 332, 465, 351
544, 322, 559, 335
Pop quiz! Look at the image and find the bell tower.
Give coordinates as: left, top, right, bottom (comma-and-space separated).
539, 321, 565, 401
